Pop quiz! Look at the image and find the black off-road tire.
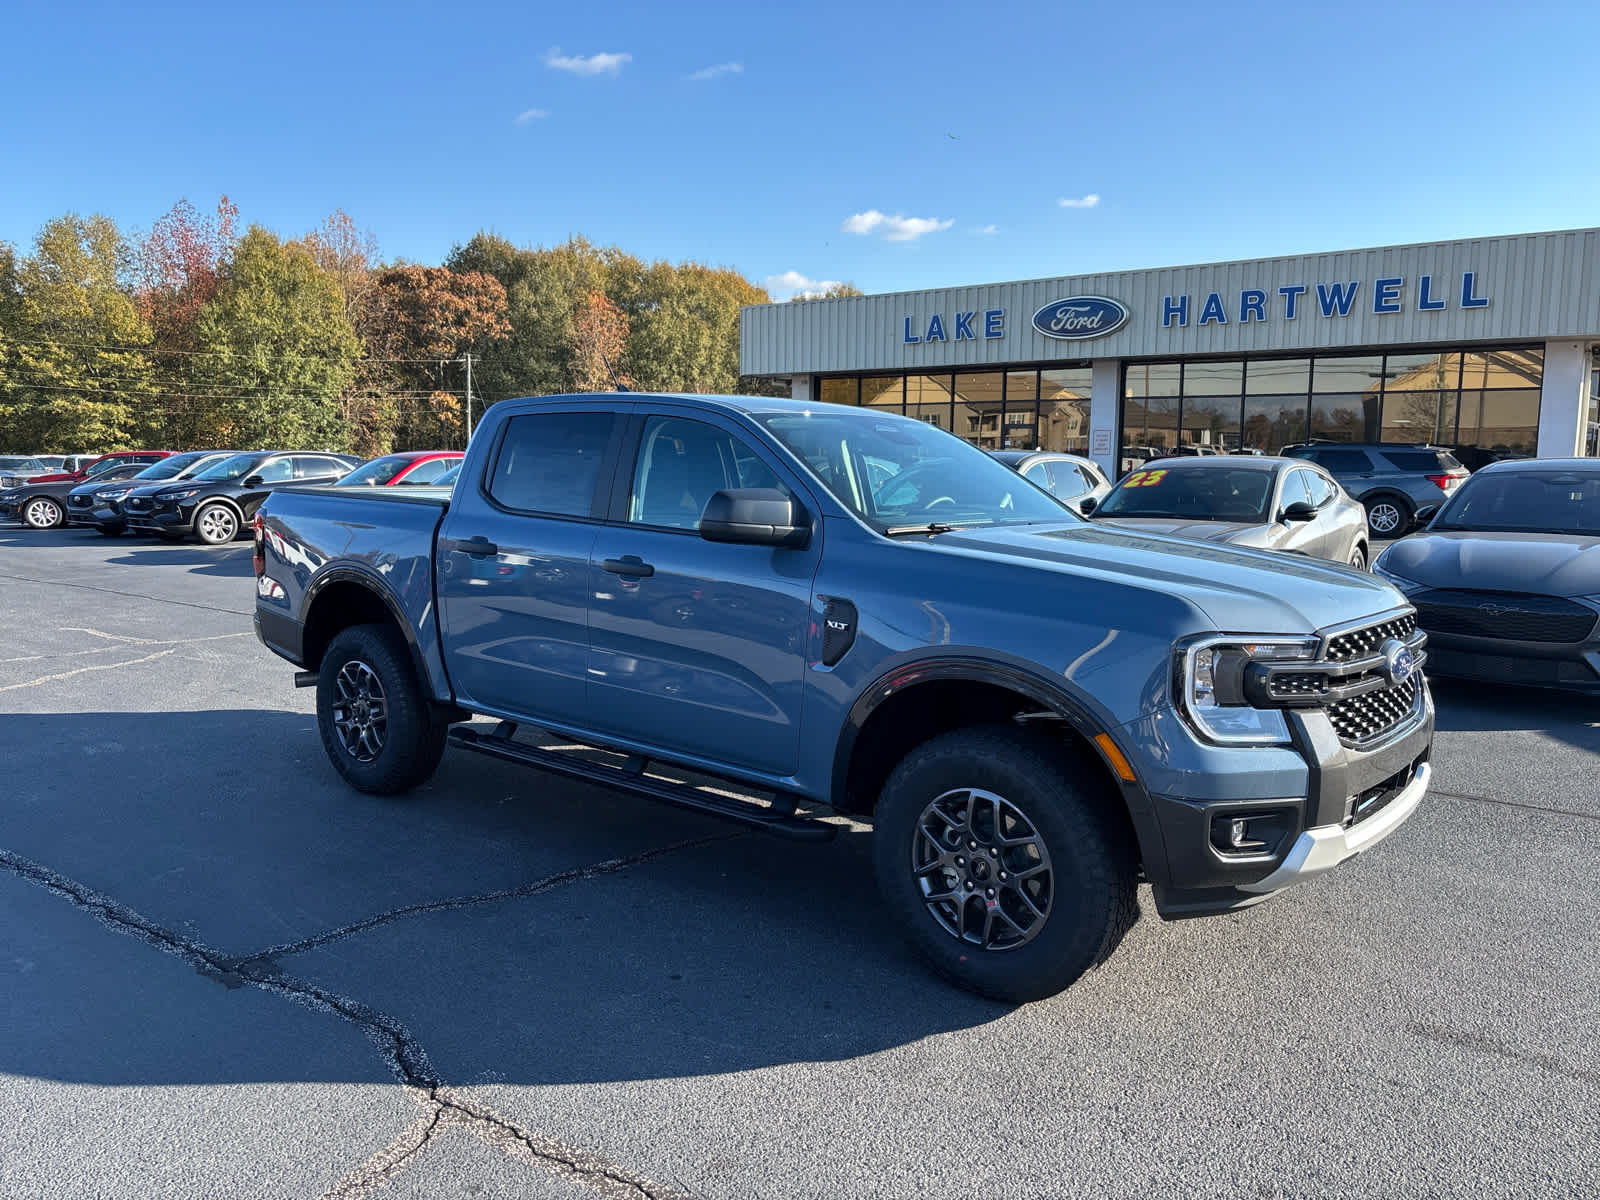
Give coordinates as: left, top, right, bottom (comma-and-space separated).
316, 623, 448, 795
871, 725, 1137, 1003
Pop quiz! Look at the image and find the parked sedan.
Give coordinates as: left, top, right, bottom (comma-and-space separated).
334, 450, 462, 487
0, 462, 156, 528
1088, 455, 1370, 567
0, 456, 53, 488
122, 450, 362, 544
988, 451, 1111, 516
15, 450, 173, 487
65, 450, 237, 535
1374, 459, 1600, 691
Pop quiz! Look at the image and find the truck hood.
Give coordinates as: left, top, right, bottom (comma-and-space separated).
1088, 517, 1260, 543
937, 523, 1402, 635
1378, 531, 1600, 598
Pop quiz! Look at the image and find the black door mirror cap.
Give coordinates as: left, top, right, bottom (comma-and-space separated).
1413, 503, 1440, 526
1078, 496, 1097, 514
243, 475, 264, 488
699, 489, 810, 548
1281, 499, 1319, 522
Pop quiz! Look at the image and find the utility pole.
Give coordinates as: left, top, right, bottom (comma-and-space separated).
457, 352, 474, 445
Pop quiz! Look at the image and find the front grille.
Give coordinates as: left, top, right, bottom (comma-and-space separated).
1325, 613, 1417, 662
1414, 590, 1598, 644
1326, 677, 1421, 745
124, 497, 150, 511
68, 494, 92, 508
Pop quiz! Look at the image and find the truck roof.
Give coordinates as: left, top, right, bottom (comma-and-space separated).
499, 392, 833, 419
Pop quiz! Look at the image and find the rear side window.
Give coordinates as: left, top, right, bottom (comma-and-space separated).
1381, 449, 1462, 471
1309, 449, 1374, 473
490, 412, 617, 517
1043, 461, 1090, 499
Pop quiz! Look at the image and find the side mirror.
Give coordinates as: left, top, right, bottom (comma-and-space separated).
1413, 503, 1439, 527
1078, 496, 1097, 514
243, 475, 264, 488
699, 489, 810, 548
1281, 499, 1318, 523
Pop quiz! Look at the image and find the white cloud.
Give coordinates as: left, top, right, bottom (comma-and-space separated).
544, 47, 632, 76
976, 224, 999, 235
840, 210, 954, 242
1058, 193, 1100, 209
766, 270, 844, 299
689, 61, 743, 81
514, 108, 548, 124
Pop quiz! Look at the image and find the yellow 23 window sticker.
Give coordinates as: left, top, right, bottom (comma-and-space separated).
1122, 468, 1169, 488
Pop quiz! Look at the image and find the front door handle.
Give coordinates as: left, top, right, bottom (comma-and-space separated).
446, 535, 499, 557
602, 556, 655, 578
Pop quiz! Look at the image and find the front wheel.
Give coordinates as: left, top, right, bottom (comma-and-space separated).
316, 623, 447, 794
194, 502, 239, 545
22, 497, 65, 529
1349, 543, 1368, 570
871, 726, 1136, 1003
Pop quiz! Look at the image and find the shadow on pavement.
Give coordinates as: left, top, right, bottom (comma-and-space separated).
1, 708, 1009, 1089
1430, 676, 1600, 752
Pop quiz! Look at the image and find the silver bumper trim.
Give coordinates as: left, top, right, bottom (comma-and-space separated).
1239, 761, 1430, 894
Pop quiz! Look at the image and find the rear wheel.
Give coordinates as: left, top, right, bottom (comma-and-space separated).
871, 725, 1136, 1002
1363, 495, 1411, 538
22, 497, 65, 529
316, 623, 448, 794
194, 502, 239, 545
1349, 543, 1368, 570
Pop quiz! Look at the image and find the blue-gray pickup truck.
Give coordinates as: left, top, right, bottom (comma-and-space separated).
254, 393, 1434, 1001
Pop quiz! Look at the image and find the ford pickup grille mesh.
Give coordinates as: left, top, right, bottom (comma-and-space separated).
1326, 677, 1420, 745
1413, 590, 1597, 644
1325, 613, 1417, 662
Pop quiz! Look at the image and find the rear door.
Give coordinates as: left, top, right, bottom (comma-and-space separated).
436, 404, 626, 724
585, 408, 822, 777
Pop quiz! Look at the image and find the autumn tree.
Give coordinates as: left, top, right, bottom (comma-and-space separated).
191, 226, 359, 450
786, 282, 863, 301
1, 215, 154, 452
567, 292, 631, 392
621, 261, 769, 394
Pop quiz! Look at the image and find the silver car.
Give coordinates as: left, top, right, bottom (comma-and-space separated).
1089, 455, 1371, 568
988, 450, 1111, 516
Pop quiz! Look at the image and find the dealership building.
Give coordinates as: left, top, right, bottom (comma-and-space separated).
739, 227, 1600, 476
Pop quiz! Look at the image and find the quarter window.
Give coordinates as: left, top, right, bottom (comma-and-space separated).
489, 412, 617, 517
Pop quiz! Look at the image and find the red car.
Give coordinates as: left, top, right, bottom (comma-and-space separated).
333, 451, 463, 487
22, 450, 173, 486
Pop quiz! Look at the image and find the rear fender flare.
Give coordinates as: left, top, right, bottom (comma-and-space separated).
303, 566, 441, 701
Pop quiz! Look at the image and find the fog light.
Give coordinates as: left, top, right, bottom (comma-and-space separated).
1209, 809, 1294, 858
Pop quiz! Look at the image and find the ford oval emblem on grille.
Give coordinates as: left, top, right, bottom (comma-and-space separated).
1031, 296, 1129, 340
1380, 638, 1416, 687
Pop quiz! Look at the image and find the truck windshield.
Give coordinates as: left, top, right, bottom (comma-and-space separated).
759, 409, 1076, 532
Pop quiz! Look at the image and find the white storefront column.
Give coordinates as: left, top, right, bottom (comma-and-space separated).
789, 375, 813, 404
1537, 341, 1590, 458
1088, 359, 1122, 477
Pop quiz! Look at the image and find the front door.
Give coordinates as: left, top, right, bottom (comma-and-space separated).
586, 411, 820, 777
436, 407, 625, 725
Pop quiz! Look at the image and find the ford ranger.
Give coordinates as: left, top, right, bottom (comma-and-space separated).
254, 393, 1433, 1001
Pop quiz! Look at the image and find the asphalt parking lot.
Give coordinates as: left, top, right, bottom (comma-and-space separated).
2, 527, 1597, 1200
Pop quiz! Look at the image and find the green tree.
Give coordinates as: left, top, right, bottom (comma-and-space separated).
192, 226, 360, 449
787, 282, 863, 300
1, 214, 155, 453
621, 261, 769, 394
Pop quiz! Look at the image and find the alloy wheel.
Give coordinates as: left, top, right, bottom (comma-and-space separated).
1367, 502, 1402, 535
25, 498, 62, 528
199, 506, 237, 543
330, 660, 388, 763
911, 787, 1054, 951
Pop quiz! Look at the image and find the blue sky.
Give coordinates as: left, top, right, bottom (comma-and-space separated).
5, 0, 1598, 298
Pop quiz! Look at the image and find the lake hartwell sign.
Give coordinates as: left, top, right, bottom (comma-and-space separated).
898, 272, 1490, 345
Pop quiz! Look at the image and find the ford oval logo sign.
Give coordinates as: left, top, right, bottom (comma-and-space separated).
1380, 638, 1417, 688
1032, 296, 1129, 340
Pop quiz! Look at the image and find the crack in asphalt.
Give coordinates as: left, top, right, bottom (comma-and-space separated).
1431, 787, 1600, 825
0, 569, 253, 616
232, 833, 740, 971
0, 846, 701, 1200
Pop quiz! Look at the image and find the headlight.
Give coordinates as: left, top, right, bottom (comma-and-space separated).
1371, 561, 1426, 595
98, 487, 132, 500
157, 488, 200, 501
1176, 636, 1318, 745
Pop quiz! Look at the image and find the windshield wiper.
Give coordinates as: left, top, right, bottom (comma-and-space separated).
883, 520, 983, 537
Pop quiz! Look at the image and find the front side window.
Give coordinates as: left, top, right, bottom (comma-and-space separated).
195, 453, 264, 482
401, 457, 458, 484
1044, 461, 1090, 500
1311, 449, 1374, 474
339, 455, 411, 486
252, 457, 297, 483
760, 408, 1073, 532
1280, 469, 1315, 509
489, 412, 617, 517
1305, 472, 1338, 507
629, 416, 786, 531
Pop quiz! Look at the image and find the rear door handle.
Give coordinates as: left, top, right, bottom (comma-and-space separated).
602, 556, 654, 578
446, 535, 499, 557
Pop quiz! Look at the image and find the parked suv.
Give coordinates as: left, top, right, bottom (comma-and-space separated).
122, 450, 361, 543
1282, 443, 1469, 537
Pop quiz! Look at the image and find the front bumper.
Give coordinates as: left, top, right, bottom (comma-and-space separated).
125, 501, 194, 533
1423, 630, 1600, 693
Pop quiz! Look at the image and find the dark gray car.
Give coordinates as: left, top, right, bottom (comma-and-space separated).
1374, 458, 1600, 692
987, 450, 1111, 515
1089, 455, 1371, 567
1283, 443, 1470, 538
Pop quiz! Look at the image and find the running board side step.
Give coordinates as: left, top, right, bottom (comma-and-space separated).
446, 725, 835, 842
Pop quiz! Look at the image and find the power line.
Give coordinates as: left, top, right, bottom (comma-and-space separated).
2, 333, 475, 366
